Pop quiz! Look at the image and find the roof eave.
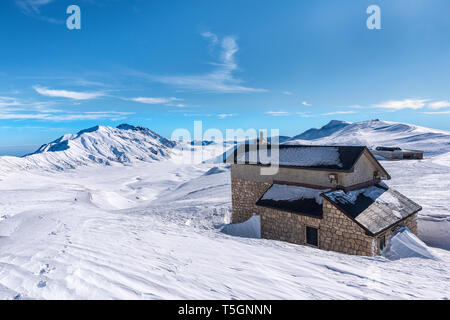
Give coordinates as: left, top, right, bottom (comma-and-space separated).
321, 193, 423, 237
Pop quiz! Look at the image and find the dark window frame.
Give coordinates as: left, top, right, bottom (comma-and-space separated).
305, 226, 319, 247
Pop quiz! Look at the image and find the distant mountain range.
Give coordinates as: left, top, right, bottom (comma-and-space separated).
1, 119, 449, 172
285, 119, 450, 156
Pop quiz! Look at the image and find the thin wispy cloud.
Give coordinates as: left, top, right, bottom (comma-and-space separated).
0, 111, 134, 121
0, 94, 132, 122
296, 112, 313, 118
302, 101, 311, 106
0, 96, 61, 113
0, 96, 21, 107
428, 100, 450, 110
166, 103, 186, 108
144, 32, 266, 93
321, 111, 356, 116
183, 113, 213, 117
129, 97, 182, 105
15, 0, 63, 24
348, 98, 450, 113
16, 0, 53, 14
421, 110, 450, 115
282, 91, 293, 95
201, 31, 219, 46
217, 113, 235, 119
34, 86, 105, 100
371, 98, 428, 110
265, 111, 289, 116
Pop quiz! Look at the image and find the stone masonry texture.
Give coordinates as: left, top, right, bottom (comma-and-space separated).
231, 177, 419, 256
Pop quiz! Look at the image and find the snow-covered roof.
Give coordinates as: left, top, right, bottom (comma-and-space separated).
322, 184, 422, 235
256, 184, 329, 218
227, 145, 369, 171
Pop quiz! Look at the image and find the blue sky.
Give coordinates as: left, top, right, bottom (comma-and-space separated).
0, 0, 449, 154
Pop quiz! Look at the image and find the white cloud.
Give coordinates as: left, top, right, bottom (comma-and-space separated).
217, 113, 235, 119
371, 98, 428, 110
0, 96, 62, 113
0, 94, 132, 121
0, 96, 21, 107
282, 91, 293, 95
15, 0, 53, 14
183, 113, 213, 117
34, 86, 105, 100
421, 110, 450, 115
149, 33, 266, 93
321, 111, 356, 116
201, 32, 218, 46
428, 100, 450, 110
266, 111, 289, 116
130, 97, 180, 105
302, 101, 311, 106
15, 0, 62, 23
296, 112, 313, 118
0, 111, 134, 121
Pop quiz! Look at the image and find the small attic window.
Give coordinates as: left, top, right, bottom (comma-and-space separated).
329, 173, 338, 185
373, 170, 380, 179
306, 226, 318, 247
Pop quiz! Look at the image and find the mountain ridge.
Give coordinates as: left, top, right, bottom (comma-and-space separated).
285, 119, 450, 155
0, 124, 176, 172
1, 120, 449, 173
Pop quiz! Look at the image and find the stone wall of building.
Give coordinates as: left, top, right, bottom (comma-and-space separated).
321, 199, 375, 256
231, 178, 271, 223
259, 206, 321, 245
231, 176, 419, 257
255, 199, 375, 256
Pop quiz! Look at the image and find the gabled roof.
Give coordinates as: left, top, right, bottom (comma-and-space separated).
226, 144, 389, 176
322, 184, 422, 236
255, 184, 328, 218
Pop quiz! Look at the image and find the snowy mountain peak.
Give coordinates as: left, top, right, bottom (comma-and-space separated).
1, 124, 177, 172
286, 119, 450, 156
291, 120, 351, 140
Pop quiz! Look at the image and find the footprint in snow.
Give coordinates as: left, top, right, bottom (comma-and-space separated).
37, 280, 46, 288
39, 264, 54, 275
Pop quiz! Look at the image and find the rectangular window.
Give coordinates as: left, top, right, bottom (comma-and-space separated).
379, 235, 385, 253
306, 226, 318, 247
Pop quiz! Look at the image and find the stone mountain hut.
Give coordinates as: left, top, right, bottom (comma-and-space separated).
226, 143, 421, 256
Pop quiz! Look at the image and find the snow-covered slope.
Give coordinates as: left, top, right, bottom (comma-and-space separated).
291, 120, 351, 140
286, 120, 450, 156
0, 119, 449, 299
0, 161, 448, 300
0, 124, 176, 172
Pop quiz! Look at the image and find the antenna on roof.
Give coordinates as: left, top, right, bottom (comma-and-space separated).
259, 131, 268, 144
